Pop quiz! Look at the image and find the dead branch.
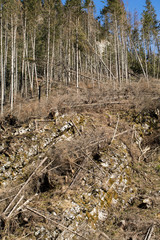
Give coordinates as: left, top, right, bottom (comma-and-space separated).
48, 164, 63, 172
3, 157, 48, 217
115, 130, 128, 137
26, 206, 87, 240
143, 225, 154, 240
81, 150, 106, 176
73, 162, 102, 180
111, 114, 119, 143
0, 194, 16, 203
72, 101, 130, 108
70, 119, 81, 136
7, 195, 24, 219
40, 159, 55, 173
16, 194, 38, 213
62, 166, 83, 195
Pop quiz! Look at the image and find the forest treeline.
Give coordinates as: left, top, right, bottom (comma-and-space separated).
0, 0, 160, 115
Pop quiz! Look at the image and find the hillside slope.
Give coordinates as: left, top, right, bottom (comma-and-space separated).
0, 84, 160, 240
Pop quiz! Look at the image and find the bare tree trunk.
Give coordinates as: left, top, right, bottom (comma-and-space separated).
68, 37, 71, 84
143, 32, 148, 82
26, 37, 32, 95
59, 29, 62, 82
31, 29, 37, 96
116, 29, 121, 85
14, 47, 18, 99
153, 43, 156, 78
114, 26, 118, 82
50, 26, 55, 87
21, 17, 26, 96
125, 38, 128, 83
1, 11, 4, 115
67, 14, 71, 85
110, 51, 112, 83
11, 15, 14, 111
13, 18, 17, 100
46, 13, 50, 98
130, 38, 147, 79
157, 54, 160, 79
121, 28, 125, 83
105, 45, 109, 80
4, 19, 8, 102
76, 18, 79, 90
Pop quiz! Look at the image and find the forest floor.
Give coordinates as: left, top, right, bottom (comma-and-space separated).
0, 79, 160, 240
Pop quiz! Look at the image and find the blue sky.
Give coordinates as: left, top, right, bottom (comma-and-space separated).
61, 0, 160, 20
124, 0, 160, 20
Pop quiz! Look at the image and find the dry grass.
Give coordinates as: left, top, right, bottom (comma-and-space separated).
0, 79, 160, 239
1, 79, 159, 123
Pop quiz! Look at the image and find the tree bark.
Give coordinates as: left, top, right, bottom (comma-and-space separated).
11, 15, 14, 111
1, 10, 4, 115
46, 12, 50, 98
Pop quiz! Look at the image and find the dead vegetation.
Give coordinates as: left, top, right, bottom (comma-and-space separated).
0, 80, 160, 239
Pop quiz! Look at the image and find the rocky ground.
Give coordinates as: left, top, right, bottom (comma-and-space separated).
0, 83, 160, 240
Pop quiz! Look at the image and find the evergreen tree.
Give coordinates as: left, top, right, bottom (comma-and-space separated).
141, 0, 158, 43
141, 0, 159, 77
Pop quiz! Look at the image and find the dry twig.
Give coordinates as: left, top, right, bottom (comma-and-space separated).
111, 113, 119, 143
70, 119, 81, 136
3, 157, 48, 217
143, 224, 154, 240
26, 206, 87, 240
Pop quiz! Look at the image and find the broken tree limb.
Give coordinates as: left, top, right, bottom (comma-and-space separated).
70, 119, 81, 136
7, 195, 24, 219
0, 194, 16, 203
72, 101, 129, 108
26, 206, 87, 240
3, 157, 48, 216
73, 162, 102, 180
111, 114, 119, 143
81, 150, 106, 176
143, 224, 154, 240
16, 194, 38, 213
115, 130, 128, 137
62, 164, 83, 195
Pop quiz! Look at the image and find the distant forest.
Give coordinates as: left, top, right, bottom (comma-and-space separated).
0, 0, 159, 114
